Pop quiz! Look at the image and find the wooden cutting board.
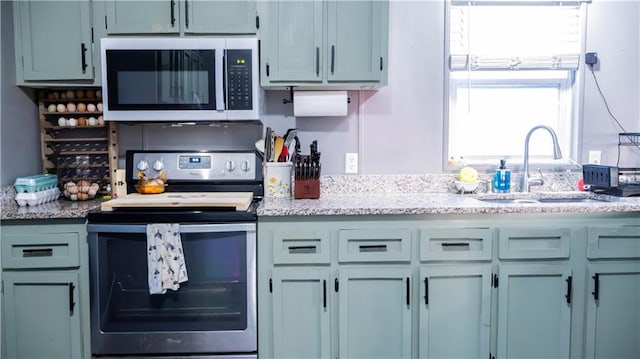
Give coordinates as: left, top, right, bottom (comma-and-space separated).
101, 192, 254, 212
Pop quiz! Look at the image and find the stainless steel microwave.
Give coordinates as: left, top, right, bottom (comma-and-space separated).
101, 37, 259, 121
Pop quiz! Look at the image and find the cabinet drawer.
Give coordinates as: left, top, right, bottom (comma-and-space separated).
587, 226, 640, 259
338, 229, 411, 263
2, 232, 81, 269
273, 229, 330, 264
419, 228, 493, 261
498, 228, 570, 259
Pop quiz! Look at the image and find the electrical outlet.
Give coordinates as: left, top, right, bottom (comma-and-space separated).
345, 153, 358, 174
588, 150, 601, 165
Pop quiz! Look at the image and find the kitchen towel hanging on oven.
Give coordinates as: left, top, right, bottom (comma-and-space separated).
147, 224, 189, 295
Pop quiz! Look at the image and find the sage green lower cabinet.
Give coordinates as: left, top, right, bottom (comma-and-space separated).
418, 265, 492, 359
339, 268, 412, 359
3, 272, 82, 358
1, 221, 90, 359
257, 213, 639, 359
584, 263, 640, 359
271, 268, 331, 359
497, 265, 572, 359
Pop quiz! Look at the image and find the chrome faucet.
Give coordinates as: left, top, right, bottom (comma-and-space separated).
520, 125, 563, 192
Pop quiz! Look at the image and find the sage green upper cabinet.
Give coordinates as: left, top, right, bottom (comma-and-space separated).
105, 0, 257, 35
14, 0, 94, 83
259, 0, 389, 89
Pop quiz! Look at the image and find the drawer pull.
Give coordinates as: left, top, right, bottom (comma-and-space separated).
406, 277, 410, 306
359, 244, 387, 252
288, 245, 317, 254
22, 248, 53, 257
565, 276, 573, 304
69, 282, 76, 316
441, 242, 470, 247
323, 280, 327, 309
592, 273, 600, 301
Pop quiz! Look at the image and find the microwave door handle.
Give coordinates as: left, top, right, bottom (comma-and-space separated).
215, 49, 225, 111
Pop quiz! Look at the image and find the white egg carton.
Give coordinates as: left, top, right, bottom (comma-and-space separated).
15, 187, 60, 207
14, 174, 58, 193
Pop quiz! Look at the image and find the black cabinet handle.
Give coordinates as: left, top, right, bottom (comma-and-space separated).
380, 56, 384, 71
330, 45, 335, 74
323, 280, 327, 309
255, 15, 260, 30
266, 63, 270, 77
334, 278, 339, 292
359, 244, 387, 252
441, 242, 470, 247
184, 0, 189, 29
565, 276, 572, 304
22, 248, 53, 257
288, 245, 317, 254
170, 0, 176, 27
68, 282, 76, 316
592, 273, 600, 300
80, 43, 88, 73
424, 277, 429, 305
406, 277, 410, 306
315, 47, 320, 76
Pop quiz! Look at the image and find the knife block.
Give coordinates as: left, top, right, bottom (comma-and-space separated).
294, 179, 320, 199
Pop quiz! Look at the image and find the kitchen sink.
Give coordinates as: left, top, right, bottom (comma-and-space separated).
475, 196, 608, 204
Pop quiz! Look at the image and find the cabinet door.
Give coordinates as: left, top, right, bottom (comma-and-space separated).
185, 0, 257, 34
326, 0, 387, 83
271, 268, 331, 359
419, 265, 492, 359
260, 0, 324, 84
16, 0, 93, 81
339, 268, 412, 359
585, 263, 640, 359
3, 272, 82, 359
105, 0, 179, 34
497, 265, 572, 359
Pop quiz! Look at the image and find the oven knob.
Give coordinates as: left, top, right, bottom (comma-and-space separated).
136, 160, 149, 171
240, 160, 251, 172
152, 159, 164, 171
225, 160, 236, 172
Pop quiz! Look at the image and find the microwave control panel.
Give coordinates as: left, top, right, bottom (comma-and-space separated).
226, 49, 253, 111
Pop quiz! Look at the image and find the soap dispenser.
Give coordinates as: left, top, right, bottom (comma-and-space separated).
493, 159, 511, 193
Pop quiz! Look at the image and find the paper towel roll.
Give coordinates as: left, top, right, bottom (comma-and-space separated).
293, 91, 348, 117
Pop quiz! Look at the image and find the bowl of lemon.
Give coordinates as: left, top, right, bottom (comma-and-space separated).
455, 166, 479, 193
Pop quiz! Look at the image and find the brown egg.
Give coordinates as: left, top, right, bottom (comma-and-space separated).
65, 90, 75, 99
52, 92, 60, 100
78, 117, 87, 126
76, 89, 85, 99
76, 103, 87, 112
47, 92, 55, 100
86, 89, 95, 99
67, 102, 77, 112
95, 90, 102, 99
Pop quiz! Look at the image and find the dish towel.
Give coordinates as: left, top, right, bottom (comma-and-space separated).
147, 223, 188, 295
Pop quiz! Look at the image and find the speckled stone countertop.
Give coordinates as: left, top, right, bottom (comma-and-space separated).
258, 174, 640, 216
1, 186, 102, 221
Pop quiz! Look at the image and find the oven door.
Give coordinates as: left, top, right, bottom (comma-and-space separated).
87, 223, 256, 356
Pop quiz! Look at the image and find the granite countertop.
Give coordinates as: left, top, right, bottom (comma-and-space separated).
1, 186, 103, 221
258, 174, 640, 216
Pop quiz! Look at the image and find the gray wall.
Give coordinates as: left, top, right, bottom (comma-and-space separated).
1, 0, 39, 186
1, 1, 639, 186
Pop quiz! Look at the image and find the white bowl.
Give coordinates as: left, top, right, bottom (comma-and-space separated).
455, 180, 479, 193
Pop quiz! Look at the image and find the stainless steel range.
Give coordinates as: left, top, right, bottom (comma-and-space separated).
87, 150, 262, 358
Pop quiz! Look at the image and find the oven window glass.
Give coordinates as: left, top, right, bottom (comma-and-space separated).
106, 49, 215, 110
96, 231, 247, 332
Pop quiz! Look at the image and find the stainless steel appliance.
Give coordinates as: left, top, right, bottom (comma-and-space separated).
101, 37, 259, 121
87, 150, 262, 358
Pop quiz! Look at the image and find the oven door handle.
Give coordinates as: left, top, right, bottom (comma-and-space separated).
88, 223, 256, 234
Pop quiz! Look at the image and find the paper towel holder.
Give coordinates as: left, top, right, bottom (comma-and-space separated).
282, 87, 350, 104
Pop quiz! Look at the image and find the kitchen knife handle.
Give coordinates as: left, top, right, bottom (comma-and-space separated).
330, 45, 335, 74
170, 0, 176, 27
315, 47, 320, 76
69, 282, 76, 316
592, 273, 600, 300
80, 43, 88, 73
184, 0, 189, 28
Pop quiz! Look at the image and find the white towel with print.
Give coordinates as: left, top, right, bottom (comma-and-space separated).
147, 223, 188, 295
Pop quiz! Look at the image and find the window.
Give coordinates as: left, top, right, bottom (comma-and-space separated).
446, 0, 587, 168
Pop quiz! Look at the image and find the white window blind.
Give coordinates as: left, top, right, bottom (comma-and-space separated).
450, 1, 587, 71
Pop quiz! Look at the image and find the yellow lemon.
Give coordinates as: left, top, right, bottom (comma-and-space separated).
459, 166, 478, 183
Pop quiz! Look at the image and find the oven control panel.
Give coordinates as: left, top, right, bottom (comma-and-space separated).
130, 151, 259, 181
